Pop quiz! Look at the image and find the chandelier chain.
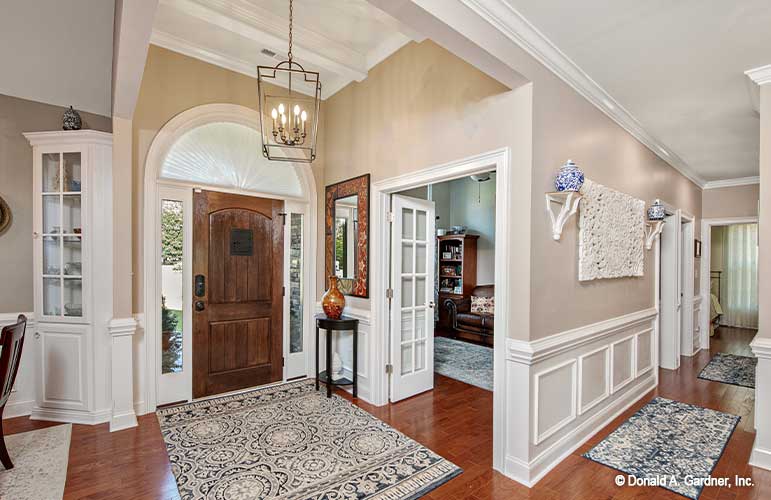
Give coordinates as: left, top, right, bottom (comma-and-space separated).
287, 0, 293, 62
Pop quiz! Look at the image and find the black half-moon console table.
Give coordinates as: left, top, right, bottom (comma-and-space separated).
315, 314, 359, 398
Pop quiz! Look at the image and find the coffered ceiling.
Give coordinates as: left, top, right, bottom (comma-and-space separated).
151, 0, 424, 98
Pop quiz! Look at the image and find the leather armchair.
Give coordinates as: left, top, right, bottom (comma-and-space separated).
444, 285, 494, 339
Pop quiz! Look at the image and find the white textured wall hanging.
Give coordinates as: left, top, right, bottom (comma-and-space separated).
578, 179, 645, 281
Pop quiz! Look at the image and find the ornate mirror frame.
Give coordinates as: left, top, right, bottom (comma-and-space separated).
0, 196, 11, 235
325, 174, 370, 297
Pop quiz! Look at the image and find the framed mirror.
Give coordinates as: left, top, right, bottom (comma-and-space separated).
325, 174, 369, 297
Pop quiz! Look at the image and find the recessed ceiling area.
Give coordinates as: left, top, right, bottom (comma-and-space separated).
503, 0, 771, 182
151, 0, 424, 99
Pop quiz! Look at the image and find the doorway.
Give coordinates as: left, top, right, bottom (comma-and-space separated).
143, 104, 317, 411
191, 190, 284, 398
658, 207, 695, 370
700, 217, 759, 353
371, 147, 512, 471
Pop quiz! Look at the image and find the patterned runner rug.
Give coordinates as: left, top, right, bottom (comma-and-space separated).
157, 380, 461, 499
583, 398, 739, 499
698, 352, 757, 388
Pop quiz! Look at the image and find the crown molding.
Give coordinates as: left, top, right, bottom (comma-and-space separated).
456, 0, 706, 187
703, 176, 760, 190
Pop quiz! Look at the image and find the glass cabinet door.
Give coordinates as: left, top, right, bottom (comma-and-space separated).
41, 152, 83, 318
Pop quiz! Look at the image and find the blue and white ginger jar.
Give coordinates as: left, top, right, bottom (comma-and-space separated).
555, 159, 584, 192
647, 199, 665, 221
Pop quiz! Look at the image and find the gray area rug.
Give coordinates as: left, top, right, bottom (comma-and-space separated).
583, 397, 739, 499
698, 352, 757, 388
434, 337, 493, 391
157, 379, 461, 499
0, 424, 71, 500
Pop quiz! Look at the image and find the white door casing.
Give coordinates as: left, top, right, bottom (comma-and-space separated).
390, 194, 436, 402
660, 211, 682, 370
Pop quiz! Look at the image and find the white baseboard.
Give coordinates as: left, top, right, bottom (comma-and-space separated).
2, 399, 35, 419
750, 445, 771, 471
505, 375, 656, 486
30, 407, 111, 425
110, 410, 138, 432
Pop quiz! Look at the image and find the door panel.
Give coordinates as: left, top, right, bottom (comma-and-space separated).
660, 211, 681, 370
193, 190, 284, 398
390, 194, 436, 402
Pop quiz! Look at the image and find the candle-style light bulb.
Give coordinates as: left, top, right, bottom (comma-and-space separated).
301, 110, 307, 121
271, 108, 278, 119
294, 104, 300, 116
278, 103, 285, 115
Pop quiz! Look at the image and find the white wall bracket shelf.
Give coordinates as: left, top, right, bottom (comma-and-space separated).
645, 220, 664, 250
545, 191, 582, 241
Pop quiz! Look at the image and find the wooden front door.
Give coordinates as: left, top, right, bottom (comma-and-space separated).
193, 190, 284, 398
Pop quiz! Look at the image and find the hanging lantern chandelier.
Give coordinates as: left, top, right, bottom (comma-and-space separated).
257, 0, 321, 163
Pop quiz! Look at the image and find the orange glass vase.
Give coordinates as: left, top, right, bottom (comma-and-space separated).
322, 276, 346, 319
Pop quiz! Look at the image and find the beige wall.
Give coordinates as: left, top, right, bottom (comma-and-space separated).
131, 46, 325, 313
323, 41, 534, 328
528, 77, 702, 338
702, 184, 759, 219
0, 94, 111, 313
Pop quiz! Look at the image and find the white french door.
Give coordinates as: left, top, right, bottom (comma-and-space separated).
157, 185, 193, 405
390, 194, 436, 402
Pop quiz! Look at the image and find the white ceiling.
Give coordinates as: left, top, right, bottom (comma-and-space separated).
503, 0, 771, 182
151, 0, 422, 98
0, 0, 114, 116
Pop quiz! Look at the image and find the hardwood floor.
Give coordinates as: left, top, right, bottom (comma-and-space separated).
3, 326, 768, 499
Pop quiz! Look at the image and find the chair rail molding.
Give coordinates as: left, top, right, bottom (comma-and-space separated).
108, 317, 139, 432
503, 307, 658, 486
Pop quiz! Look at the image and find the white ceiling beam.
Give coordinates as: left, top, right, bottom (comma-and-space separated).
366, 0, 529, 91
745, 64, 771, 113
113, 0, 160, 119
162, 0, 368, 82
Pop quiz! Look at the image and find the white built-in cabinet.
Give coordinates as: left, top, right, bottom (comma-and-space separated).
25, 131, 114, 424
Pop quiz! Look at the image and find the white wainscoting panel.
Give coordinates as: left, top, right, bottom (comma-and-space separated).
533, 359, 576, 445
610, 335, 635, 394
577, 345, 609, 415
504, 308, 658, 487
635, 329, 654, 377
0, 313, 35, 418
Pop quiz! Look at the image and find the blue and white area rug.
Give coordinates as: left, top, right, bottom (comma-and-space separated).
434, 337, 493, 391
698, 352, 757, 388
583, 397, 740, 499
157, 379, 461, 499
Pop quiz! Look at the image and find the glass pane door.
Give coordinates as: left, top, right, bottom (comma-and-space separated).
41, 152, 83, 319
285, 209, 306, 380
157, 187, 193, 406
390, 194, 435, 402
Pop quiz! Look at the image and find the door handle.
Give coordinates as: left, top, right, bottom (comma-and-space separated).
194, 301, 205, 312
428, 301, 436, 309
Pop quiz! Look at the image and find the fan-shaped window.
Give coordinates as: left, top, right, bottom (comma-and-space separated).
160, 122, 303, 198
